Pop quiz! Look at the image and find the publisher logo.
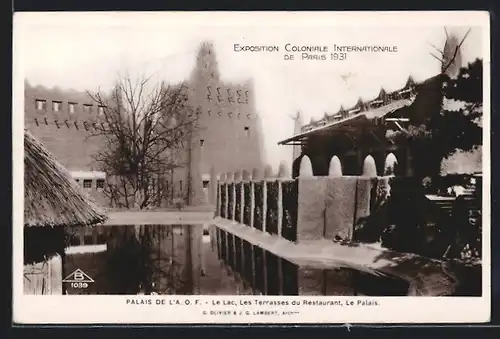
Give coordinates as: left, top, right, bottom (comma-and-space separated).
62, 269, 94, 289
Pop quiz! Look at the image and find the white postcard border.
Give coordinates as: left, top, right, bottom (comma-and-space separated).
12, 11, 491, 324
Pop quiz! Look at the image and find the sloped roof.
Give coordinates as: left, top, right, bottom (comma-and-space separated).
24, 130, 107, 227
278, 74, 445, 146
278, 98, 413, 145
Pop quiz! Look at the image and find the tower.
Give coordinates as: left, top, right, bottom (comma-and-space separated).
441, 30, 464, 79
184, 41, 265, 178
291, 111, 303, 164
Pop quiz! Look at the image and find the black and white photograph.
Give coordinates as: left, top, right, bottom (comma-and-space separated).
13, 11, 490, 323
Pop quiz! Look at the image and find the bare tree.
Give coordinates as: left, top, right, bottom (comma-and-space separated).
87, 72, 199, 209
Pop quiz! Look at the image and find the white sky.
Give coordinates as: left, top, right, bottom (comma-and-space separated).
14, 12, 488, 171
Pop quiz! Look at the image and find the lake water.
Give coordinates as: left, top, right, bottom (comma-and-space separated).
60, 224, 481, 296
63, 225, 199, 295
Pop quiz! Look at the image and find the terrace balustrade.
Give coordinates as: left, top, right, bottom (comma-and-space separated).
209, 153, 482, 296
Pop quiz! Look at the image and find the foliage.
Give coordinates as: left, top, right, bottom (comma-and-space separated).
386, 58, 483, 177
354, 177, 481, 263
88, 72, 199, 209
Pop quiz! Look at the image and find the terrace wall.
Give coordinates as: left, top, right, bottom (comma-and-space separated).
209, 154, 482, 296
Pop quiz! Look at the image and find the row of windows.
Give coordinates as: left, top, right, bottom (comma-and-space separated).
68, 233, 107, 247
75, 178, 105, 189
35, 99, 105, 115
198, 127, 250, 146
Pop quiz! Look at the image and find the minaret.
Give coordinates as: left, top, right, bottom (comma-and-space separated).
291, 111, 303, 164
441, 31, 464, 79
191, 41, 220, 87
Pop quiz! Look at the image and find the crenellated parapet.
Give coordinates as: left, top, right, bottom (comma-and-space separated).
209, 156, 481, 296
24, 41, 265, 206
25, 81, 111, 125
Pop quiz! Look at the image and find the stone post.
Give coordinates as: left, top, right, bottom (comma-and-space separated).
220, 173, 227, 218
297, 155, 327, 241
276, 161, 291, 295
262, 165, 274, 233
251, 168, 260, 229
329, 155, 343, 177
241, 169, 251, 224
234, 170, 242, 224
299, 155, 313, 178
384, 153, 398, 176
277, 160, 290, 237
362, 155, 377, 177
226, 172, 233, 220
295, 155, 328, 294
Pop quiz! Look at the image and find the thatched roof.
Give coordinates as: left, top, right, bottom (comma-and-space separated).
24, 130, 107, 228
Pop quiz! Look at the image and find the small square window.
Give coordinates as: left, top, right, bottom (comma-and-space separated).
83, 104, 93, 113
35, 99, 47, 111
52, 101, 62, 112
244, 126, 250, 137
69, 102, 76, 114
83, 179, 92, 188
96, 179, 105, 189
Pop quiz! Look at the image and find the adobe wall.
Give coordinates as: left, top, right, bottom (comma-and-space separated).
24, 42, 266, 206
24, 82, 106, 172
164, 42, 266, 202
187, 42, 265, 176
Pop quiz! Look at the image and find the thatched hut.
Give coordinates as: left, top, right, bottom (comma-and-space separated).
24, 130, 107, 294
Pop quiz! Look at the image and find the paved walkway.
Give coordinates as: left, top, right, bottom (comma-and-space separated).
103, 210, 214, 226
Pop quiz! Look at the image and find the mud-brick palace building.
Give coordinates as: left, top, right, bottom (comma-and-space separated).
24, 42, 266, 207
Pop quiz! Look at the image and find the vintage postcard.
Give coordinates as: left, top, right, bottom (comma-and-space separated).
13, 11, 490, 324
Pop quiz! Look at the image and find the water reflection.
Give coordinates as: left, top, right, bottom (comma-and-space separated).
63, 225, 198, 295
61, 225, 481, 296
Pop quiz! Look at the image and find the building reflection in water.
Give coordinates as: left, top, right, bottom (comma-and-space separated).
63, 225, 200, 295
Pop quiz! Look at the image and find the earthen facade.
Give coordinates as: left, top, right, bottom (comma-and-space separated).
24, 42, 265, 206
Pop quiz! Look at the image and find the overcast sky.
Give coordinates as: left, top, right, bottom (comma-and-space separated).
14, 12, 488, 171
